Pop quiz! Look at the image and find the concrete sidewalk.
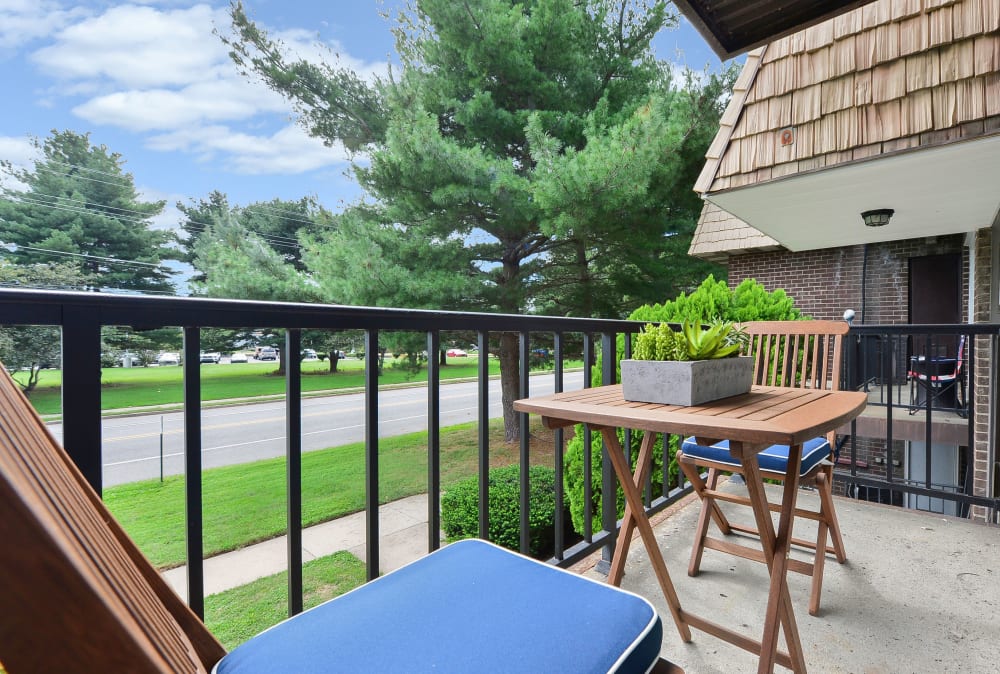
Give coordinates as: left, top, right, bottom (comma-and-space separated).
162, 494, 434, 602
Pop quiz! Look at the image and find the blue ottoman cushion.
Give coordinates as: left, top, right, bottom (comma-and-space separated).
681, 435, 831, 477
215, 538, 663, 673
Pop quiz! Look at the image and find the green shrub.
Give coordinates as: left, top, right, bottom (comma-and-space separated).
441, 464, 562, 558
564, 428, 679, 535
564, 274, 805, 536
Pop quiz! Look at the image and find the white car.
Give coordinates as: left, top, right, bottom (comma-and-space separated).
229, 352, 248, 363
157, 352, 180, 366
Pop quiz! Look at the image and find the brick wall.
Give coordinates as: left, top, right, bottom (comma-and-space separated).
726, 234, 968, 324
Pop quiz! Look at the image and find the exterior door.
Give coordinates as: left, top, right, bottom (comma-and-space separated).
909, 253, 961, 357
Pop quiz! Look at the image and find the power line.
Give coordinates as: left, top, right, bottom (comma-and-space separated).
0, 241, 171, 270
17, 158, 324, 227
6, 194, 305, 251
3, 157, 325, 251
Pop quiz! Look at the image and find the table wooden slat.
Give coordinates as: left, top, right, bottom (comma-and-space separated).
514, 385, 867, 447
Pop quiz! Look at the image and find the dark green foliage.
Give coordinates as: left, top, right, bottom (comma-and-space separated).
0, 131, 176, 294
564, 275, 805, 535
564, 428, 679, 535
629, 275, 803, 325
441, 464, 562, 558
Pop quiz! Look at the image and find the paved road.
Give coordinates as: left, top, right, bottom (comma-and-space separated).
47, 371, 584, 487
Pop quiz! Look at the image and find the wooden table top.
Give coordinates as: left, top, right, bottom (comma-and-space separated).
514, 385, 868, 447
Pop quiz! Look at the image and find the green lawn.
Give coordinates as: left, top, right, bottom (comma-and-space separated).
205, 551, 367, 650
21, 355, 543, 416
104, 417, 557, 568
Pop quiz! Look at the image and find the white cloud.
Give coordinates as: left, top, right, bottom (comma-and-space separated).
148, 123, 349, 175
0, 0, 90, 50
72, 78, 288, 131
32, 4, 229, 88
21, 2, 386, 178
0, 134, 40, 190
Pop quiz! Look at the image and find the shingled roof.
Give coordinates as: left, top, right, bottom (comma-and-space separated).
689, 0, 1000, 259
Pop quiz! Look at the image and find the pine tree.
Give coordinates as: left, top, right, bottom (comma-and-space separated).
0, 130, 177, 293
227, 0, 736, 439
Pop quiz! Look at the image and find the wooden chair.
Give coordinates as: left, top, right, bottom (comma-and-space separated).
0, 362, 678, 673
676, 320, 849, 617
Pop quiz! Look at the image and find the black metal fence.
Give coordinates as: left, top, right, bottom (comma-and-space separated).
0, 288, 693, 619
2, 287, 997, 617
838, 323, 1000, 519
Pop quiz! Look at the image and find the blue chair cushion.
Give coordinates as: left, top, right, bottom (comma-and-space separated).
681, 435, 831, 477
215, 538, 663, 674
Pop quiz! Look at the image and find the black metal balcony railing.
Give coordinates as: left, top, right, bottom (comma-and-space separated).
1, 288, 997, 619
838, 323, 1000, 519
0, 289, 695, 620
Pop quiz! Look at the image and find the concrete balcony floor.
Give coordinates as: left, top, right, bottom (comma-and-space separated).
584, 481, 1000, 673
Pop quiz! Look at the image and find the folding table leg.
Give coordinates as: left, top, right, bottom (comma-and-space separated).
608, 430, 658, 587
732, 441, 807, 674
601, 428, 692, 643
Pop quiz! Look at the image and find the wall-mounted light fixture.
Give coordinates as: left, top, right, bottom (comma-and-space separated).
861, 208, 894, 227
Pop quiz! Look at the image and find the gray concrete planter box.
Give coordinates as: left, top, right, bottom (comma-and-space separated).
621, 357, 754, 406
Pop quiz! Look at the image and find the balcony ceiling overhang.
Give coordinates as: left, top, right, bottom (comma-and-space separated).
705, 134, 1000, 252
674, 0, 879, 60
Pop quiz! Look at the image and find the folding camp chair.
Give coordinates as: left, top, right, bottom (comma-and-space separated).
676, 320, 849, 617
908, 335, 966, 417
0, 362, 678, 673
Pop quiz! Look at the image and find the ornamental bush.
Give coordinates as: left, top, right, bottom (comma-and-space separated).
441, 464, 563, 558
564, 275, 805, 536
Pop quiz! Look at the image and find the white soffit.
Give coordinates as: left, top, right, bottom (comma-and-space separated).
706, 134, 1000, 251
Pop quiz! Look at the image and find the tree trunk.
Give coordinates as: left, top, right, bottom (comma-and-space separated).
329, 350, 339, 373
275, 344, 286, 376
499, 331, 520, 442
575, 239, 594, 318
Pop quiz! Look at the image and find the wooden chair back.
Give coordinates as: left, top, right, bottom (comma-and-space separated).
0, 363, 226, 673
743, 320, 848, 392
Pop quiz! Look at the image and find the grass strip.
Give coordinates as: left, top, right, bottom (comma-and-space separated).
204, 551, 367, 650
104, 418, 556, 568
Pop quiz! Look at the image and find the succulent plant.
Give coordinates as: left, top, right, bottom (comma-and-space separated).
633, 320, 745, 361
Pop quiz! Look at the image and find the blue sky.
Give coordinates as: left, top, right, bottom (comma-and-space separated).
1, 1, 727, 235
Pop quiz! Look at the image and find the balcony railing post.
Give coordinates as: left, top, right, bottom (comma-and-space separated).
553, 332, 564, 560
426, 330, 441, 553
60, 305, 103, 494
518, 331, 530, 555
582, 333, 594, 542
285, 329, 303, 616
477, 331, 490, 540
364, 329, 380, 580
598, 332, 617, 573
182, 327, 205, 619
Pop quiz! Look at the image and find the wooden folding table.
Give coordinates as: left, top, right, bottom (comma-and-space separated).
514, 384, 866, 673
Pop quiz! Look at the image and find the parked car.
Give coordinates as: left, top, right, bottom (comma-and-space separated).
446, 348, 468, 357
157, 352, 180, 366
199, 352, 221, 364
229, 352, 248, 363
302, 349, 318, 360
255, 346, 278, 361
